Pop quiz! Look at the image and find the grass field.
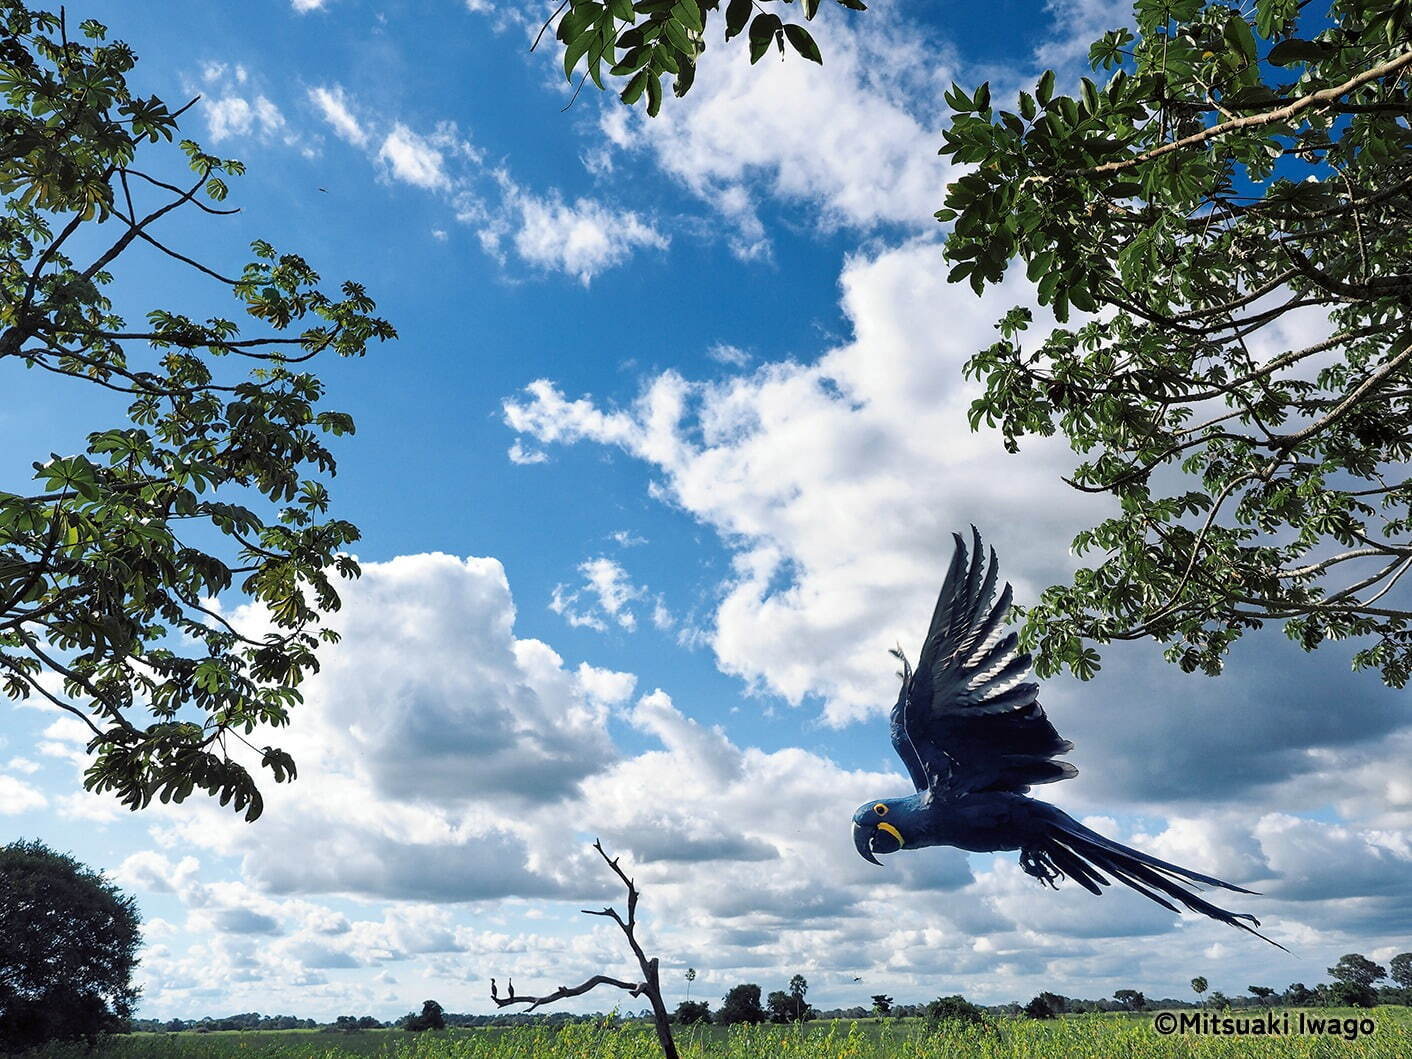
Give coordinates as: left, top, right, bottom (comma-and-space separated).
23, 1009, 1412, 1058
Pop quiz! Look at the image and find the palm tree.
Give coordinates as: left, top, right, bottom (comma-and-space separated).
1191, 977, 1208, 1008
685, 968, 696, 1002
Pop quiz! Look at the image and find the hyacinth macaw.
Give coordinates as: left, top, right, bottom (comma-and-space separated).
852, 528, 1283, 949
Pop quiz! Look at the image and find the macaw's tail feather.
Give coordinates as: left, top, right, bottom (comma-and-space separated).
1022, 806, 1289, 952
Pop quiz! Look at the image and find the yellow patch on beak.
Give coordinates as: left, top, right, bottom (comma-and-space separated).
876, 821, 904, 847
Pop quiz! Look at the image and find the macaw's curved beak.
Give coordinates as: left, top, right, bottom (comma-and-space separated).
853, 822, 882, 866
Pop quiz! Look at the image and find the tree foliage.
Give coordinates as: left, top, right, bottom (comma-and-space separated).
400, 1000, 446, 1032
671, 1000, 710, 1024
1248, 985, 1277, 1004
717, 984, 766, 1025
1113, 988, 1146, 1011
1022, 995, 1056, 1019
1329, 980, 1378, 1007
1390, 951, 1412, 989
925, 994, 990, 1026
764, 977, 813, 1023
0, 840, 141, 1052
546, 0, 866, 116
1191, 975, 1208, 999
1327, 952, 1387, 987
0, 3, 393, 818
942, 0, 1412, 684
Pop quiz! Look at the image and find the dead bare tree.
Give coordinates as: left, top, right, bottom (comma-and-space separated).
490, 840, 679, 1059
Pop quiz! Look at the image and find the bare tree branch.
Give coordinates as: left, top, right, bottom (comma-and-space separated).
489, 840, 680, 1059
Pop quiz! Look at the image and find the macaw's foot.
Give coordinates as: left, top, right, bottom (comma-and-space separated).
1019, 846, 1063, 889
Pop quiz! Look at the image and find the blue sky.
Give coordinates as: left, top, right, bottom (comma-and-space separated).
2, 0, 1410, 1022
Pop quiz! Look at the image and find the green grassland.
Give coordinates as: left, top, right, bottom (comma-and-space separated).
25, 1009, 1412, 1058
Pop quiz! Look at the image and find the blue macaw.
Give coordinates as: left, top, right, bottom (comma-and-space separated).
853, 528, 1283, 949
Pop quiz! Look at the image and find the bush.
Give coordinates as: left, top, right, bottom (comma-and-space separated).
672, 1000, 711, 1025
400, 1000, 446, 1031
0, 840, 141, 1052
1024, 996, 1056, 1020
1329, 982, 1378, 1009
924, 995, 990, 1027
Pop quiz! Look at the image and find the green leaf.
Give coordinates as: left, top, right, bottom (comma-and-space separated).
564, 27, 597, 81
748, 13, 781, 63
1266, 39, 1333, 66
783, 24, 822, 64
671, 0, 703, 33
621, 67, 650, 104
725, 0, 751, 39
1036, 69, 1055, 106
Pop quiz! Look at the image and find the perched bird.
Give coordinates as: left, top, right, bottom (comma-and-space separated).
852, 528, 1283, 949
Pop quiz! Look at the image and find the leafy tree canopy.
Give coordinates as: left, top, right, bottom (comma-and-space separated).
717, 984, 766, 1025
945, 0, 1412, 684
1327, 952, 1387, 987
1390, 951, 1412, 988
924, 994, 990, 1026
0, 2, 393, 818
671, 1000, 710, 1025
548, 0, 866, 115
0, 840, 141, 1052
1113, 988, 1146, 1011
1022, 995, 1056, 1019
400, 1000, 446, 1032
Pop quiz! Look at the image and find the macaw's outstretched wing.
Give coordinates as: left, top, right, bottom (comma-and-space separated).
892, 528, 1076, 801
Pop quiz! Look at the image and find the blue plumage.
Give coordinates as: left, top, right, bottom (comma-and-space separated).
852, 528, 1285, 949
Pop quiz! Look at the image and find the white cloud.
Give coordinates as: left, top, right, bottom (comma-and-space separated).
292, 0, 332, 11
507, 440, 548, 465
4, 756, 39, 774
204, 94, 286, 144
505, 240, 1103, 724
281, 77, 666, 282
378, 124, 451, 190
476, 173, 668, 284
308, 84, 368, 146
550, 557, 648, 633
56, 790, 124, 823
1034, 0, 1133, 69
708, 342, 751, 367
0, 773, 47, 814
117, 851, 202, 894
594, 4, 958, 254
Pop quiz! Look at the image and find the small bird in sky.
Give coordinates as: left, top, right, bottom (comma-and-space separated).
852, 528, 1283, 949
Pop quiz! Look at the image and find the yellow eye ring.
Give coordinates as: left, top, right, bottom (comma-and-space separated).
874, 803, 888, 816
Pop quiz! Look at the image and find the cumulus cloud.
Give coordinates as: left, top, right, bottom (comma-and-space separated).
506, 240, 1100, 724
592, 3, 958, 254
0, 773, 47, 814
130, 553, 990, 1007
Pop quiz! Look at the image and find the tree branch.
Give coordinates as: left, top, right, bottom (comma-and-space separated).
489, 840, 679, 1059
1086, 49, 1412, 177
490, 975, 647, 1013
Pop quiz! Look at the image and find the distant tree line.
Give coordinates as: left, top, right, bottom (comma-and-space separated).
129, 1014, 321, 1033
